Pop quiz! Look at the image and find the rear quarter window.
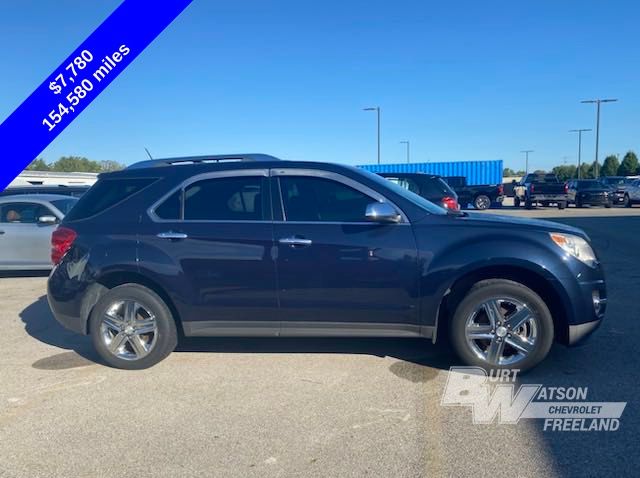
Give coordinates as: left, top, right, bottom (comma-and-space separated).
64, 177, 156, 221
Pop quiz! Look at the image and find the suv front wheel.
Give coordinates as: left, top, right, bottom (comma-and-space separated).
89, 284, 178, 369
449, 279, 554, 372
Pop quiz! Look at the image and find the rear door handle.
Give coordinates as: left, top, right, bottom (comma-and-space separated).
279, 236, 312, 247
157, 231, 188, 240
0, 230, 4, 235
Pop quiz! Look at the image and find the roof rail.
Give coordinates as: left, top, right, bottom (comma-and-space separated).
127, 153, 281, 169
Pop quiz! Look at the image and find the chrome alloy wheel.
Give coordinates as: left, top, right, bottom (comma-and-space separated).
464, 297, 538, 366
474, 195, 491, 210
100, 300, 158, 361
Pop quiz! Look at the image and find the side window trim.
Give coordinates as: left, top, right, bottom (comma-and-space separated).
148, 169, 271, 223
270, 168, 408, 224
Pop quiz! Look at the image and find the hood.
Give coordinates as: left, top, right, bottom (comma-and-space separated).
448, 211, 586, 237
578, 188, 610, 194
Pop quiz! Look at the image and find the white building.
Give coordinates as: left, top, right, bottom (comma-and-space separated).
10, 171, 98, 187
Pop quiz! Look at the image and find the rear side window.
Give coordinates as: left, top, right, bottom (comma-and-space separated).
64, 178, 156, 221
421, 177, 455, 197
385, 177, 420, 195
183, 176, 266, 221
51, 198, 78, 215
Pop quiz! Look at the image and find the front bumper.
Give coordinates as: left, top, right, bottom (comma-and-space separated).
612, 192, 626, 204
577, 193, 611, 205
568, 319, 602, 345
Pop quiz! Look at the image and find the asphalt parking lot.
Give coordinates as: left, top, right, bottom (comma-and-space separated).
1, 207, 639, 478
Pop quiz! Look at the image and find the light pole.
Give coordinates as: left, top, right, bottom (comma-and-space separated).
569, 129, 591, 179
520, 150, 533, 174
363, 107, 381, 164
581, 98, 618, 178
400, 140, 410, 163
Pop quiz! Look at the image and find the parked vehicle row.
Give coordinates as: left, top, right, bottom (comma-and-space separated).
512, 173, 640, 209
45, 153, 605, 372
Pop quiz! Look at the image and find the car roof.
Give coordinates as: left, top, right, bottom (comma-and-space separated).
0, 193, 78, 202
103, 159, 367, 180
127, 153, 281, 170
378, 172, 442, 178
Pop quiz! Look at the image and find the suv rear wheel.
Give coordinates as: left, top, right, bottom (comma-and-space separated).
89, 284, 178, 369
474, 194, 491, 210
449, 279, 554, 372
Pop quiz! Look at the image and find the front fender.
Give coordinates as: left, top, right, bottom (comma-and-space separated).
413, 225, 576, 329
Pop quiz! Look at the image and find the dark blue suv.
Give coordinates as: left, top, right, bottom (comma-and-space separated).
47, 154, 606, 370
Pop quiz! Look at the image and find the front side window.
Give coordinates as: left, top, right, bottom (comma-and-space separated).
183, 176, 265, 221
279, 176, 374, 222
0, 202, 52, 223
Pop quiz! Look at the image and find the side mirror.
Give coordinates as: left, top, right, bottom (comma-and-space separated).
365, 202, 401, 223
38, 215, 58, 224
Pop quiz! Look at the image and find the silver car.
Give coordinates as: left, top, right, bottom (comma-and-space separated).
624, 179, 640, 207
0, 194, 78, 270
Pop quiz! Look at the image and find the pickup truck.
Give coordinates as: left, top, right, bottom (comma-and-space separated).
443, 176, 504, 210
516, 173, 568, 209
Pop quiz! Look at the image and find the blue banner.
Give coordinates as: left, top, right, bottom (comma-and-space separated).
0, 0, 193, 190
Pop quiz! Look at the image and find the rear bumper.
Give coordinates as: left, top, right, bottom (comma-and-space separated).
530, 194, 568, 202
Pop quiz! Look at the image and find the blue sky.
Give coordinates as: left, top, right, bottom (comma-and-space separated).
1, 0, 638, 172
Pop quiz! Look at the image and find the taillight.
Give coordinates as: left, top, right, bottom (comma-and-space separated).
530, 184, 535, 193
498, 184, 504, 195
564, 182, 569, 193
442, 196, 459, 211
51, 227, 77, 265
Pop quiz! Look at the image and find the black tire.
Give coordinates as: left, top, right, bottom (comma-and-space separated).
624, 195, 631, 208
605, 202, 612, 209
525, 199, 533, 210
557, 201, 567, 210
474, 194, 491, 210
449, 279, 554, 372
576, 198, 583, 208
89, 283, 178, 370
514, 197, 521, 208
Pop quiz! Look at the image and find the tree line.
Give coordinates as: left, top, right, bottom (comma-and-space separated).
504, 151, 639, 181
25, 156, 125, 173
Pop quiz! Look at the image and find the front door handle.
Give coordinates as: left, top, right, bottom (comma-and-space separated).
279, 236, 312, 247
157, 231, 188, 240
0, 230, 4, 235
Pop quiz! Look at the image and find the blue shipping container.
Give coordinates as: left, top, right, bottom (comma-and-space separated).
358, 160, 503, 186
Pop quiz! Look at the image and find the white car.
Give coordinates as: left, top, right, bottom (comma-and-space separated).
0, 194, 78, 270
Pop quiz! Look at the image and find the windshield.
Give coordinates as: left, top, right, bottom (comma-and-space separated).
577, 181, 605, 189
357, 169, 447, 215
602, 177, 633, 186
51, 198, 79, 215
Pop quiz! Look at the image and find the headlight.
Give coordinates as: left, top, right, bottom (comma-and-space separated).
549, 233, 597, 267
